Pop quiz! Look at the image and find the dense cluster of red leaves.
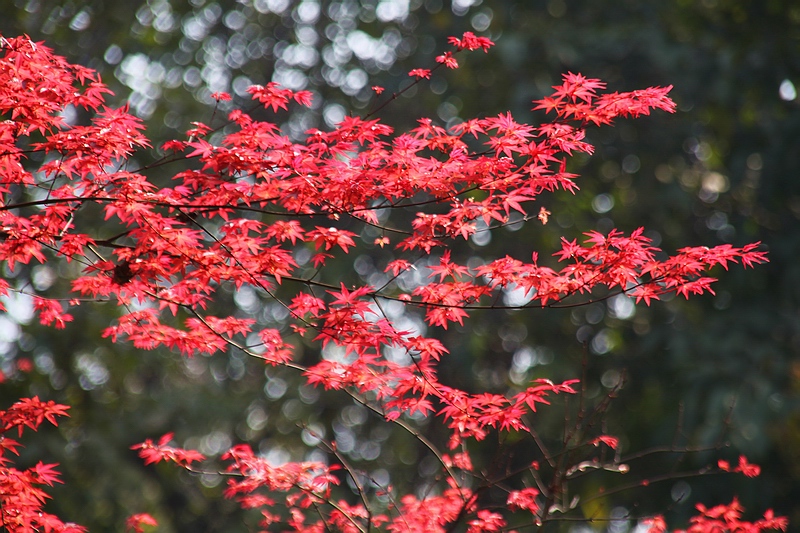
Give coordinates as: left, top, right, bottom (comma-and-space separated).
645, 498, 788, 533
0, 33, 784, 532
0, 397, 83, 532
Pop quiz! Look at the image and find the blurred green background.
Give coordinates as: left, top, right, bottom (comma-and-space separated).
1, 0, 798, 531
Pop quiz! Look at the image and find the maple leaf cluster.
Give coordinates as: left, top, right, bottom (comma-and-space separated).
0, 32, 784, 532
645, 498, 788, 533
0, 397, 80, 532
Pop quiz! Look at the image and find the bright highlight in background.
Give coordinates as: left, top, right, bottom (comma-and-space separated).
779, 79, 796, 101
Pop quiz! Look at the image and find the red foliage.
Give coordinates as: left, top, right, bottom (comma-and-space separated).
131, 433, 206, 467
125, 514, 158, 533
718, 455, 762, 478
645, 498, 787, 533
0, 397, 79, 532
0, 32, 783, 532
